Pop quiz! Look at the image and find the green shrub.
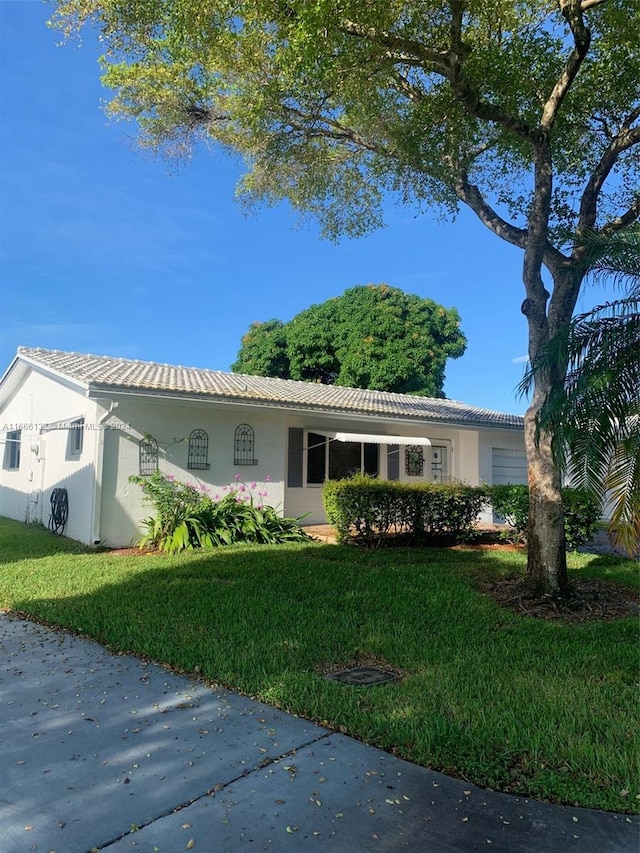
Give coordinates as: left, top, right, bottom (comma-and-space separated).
323, 476, 487, 546
130, 472, 309, 552
485, 484, 601, 549
323, 476, 402, 546
485, 484, 531, 544
562, 487, 602, 550
324, 479, 600, 551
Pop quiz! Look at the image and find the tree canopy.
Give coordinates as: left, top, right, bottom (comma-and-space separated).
232, 284, 466, 396
52, 0, 640, 593
52, 1, 638, 245
232, 319, 291, 380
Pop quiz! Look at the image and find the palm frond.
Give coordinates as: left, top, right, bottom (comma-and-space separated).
520, 225, 640, 556
606, 427, 640, 557
578, 225, 640, 292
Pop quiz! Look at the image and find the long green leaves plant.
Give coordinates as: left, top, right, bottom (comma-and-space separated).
130, 473, 310, 552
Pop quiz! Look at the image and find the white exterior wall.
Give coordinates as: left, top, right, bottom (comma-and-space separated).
98, 397, 288, 547
455, 429, 480, 485
0, 368, 101, 543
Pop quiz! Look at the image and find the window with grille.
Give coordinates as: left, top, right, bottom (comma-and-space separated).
139, 436, 159, 476
234, 424, 258, 466
405, 445, 425, 477
188, 429, 210, 470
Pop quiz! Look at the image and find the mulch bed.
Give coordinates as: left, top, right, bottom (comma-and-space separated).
479, 576, 640, 623
105, 547, 153, 556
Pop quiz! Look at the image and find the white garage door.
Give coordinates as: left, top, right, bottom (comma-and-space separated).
492, 448, 528, 485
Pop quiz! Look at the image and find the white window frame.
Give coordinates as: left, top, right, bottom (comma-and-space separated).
68, 418, 84, 456
4, 430, 21, 470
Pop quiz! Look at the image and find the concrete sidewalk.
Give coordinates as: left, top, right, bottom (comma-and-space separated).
0, 613, 637, 853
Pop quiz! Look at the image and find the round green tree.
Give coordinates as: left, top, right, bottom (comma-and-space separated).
231, 319, 290, 379
233, 284, 467, 396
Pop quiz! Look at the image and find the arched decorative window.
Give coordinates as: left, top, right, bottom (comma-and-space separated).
234, 424, 258, 466
188, 429, 210, 470
139, 436, 159, 476
405, 445, 425, 477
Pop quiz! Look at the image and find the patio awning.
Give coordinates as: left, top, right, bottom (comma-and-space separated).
40, 416, 84, 434
314, 431, 431, 446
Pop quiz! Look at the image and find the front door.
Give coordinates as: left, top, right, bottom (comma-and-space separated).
402, 443, 449, 482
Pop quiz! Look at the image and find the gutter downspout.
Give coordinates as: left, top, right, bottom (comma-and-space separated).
90, 400, 118, 545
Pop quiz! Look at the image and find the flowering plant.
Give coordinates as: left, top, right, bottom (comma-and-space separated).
129, 472, 309, 553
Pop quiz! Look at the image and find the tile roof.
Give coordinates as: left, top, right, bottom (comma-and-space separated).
16, 347, 524, 429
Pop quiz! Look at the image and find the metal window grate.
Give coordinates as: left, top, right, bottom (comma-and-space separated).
139, 436, 159, 476
188, 429, 210, 470
234, 424, 258, 466
405, 445, 425, 477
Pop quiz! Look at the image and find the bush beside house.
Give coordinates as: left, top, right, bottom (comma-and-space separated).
323, 476, 487, 546
324, 478, 601, 549
486, 484, 601, 550
130, 473, 310, 553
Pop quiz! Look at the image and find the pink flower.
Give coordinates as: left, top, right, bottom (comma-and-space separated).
265, 474, 272, 482
239, 484, 246, 492
250, 482, 257, 490
234, 473, 241, 482
166, 474, 175, 481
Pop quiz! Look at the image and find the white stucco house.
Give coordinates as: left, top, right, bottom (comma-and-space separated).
0, 347, 527, 547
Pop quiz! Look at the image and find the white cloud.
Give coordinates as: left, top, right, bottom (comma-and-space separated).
512, 355, 529, 364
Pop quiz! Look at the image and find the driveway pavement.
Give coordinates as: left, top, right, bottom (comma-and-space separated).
1, 613, 637, 852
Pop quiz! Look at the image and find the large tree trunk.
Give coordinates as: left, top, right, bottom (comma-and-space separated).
524, 381, 568, 596
523, 263, 580, 597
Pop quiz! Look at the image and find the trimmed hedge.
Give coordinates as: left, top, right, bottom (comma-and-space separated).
324, 477, 602, 549
484, 484, 530, 544
561, 487, 603, 549
323, 476, 487, 546
474, 484, 601, 550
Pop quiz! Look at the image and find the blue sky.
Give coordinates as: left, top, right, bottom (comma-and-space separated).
0, 2, 614, 414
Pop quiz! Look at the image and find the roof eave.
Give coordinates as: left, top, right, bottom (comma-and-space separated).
18, 352, 91, 393
86, 384, 523, 431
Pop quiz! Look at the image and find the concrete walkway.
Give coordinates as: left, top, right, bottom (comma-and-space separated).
1, 613, 637, 853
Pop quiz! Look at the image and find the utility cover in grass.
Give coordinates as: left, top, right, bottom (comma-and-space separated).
326, 665, 399, 686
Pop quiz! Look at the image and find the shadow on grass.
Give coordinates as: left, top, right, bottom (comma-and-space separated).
0, 516, 94, 564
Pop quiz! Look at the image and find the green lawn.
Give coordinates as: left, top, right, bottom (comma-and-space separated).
1, 517, 638, 814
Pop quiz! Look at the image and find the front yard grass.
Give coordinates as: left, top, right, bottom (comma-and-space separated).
0, 516, 638, 814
